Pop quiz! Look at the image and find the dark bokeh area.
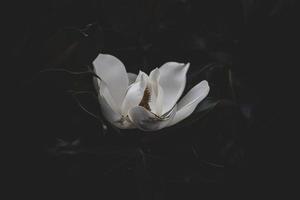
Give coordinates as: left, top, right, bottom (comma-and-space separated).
7, 0, 299, 199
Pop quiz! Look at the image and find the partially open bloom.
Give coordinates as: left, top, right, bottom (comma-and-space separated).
93, 54, 209, 131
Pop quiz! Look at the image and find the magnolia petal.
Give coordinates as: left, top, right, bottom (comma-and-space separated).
93, 76, 100, 96
158, 62, 190, 114
135, 71, 148, 82
99, 80, 119, 113
149, 68, 160, 82
148, 83, 164, 116
128, 72, 137, 85
154, 84, 164, 116
98, 83, 135, 129
121, 73, 148, 116
99, 96, 135, 129
167, 80, 209, 127
148, 68, 164, 115
93, 54, 129, 107
98, 94, 122, 125
128, 105, 177, 131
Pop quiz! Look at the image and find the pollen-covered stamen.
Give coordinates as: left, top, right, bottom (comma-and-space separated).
139, 87, 151, 111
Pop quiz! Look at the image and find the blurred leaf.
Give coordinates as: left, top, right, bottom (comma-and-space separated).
195, 97, 222, 113
47, 138, 81, 156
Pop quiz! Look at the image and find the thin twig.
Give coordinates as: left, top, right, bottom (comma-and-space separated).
71, 92, 102, 122
39, 68, 101, 80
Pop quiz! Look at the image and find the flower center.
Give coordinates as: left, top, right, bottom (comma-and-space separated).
139, 87, 151, 111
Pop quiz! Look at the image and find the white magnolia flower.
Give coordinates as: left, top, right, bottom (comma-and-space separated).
93, 54, 209, 131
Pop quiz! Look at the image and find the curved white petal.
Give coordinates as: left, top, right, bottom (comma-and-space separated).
135, 71, 148, 82
167, 80, 209, 127
155, 85, 164, 116
147, 84, 164, 116
121, 73, 148, 115
128, 72, 137, 85
158, 62, 190, 114
148, 68, 164, 115
128, 105, 177, 131
99, 80, 119, 113
99, 96, 135, 129
98, 82, 122, 123
98, 81, 135, 129
93, 54, 129, 108
149, 68, 160, 82
98, 94, 122, 125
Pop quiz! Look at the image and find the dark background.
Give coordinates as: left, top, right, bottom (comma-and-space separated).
7, 0, 299, 199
